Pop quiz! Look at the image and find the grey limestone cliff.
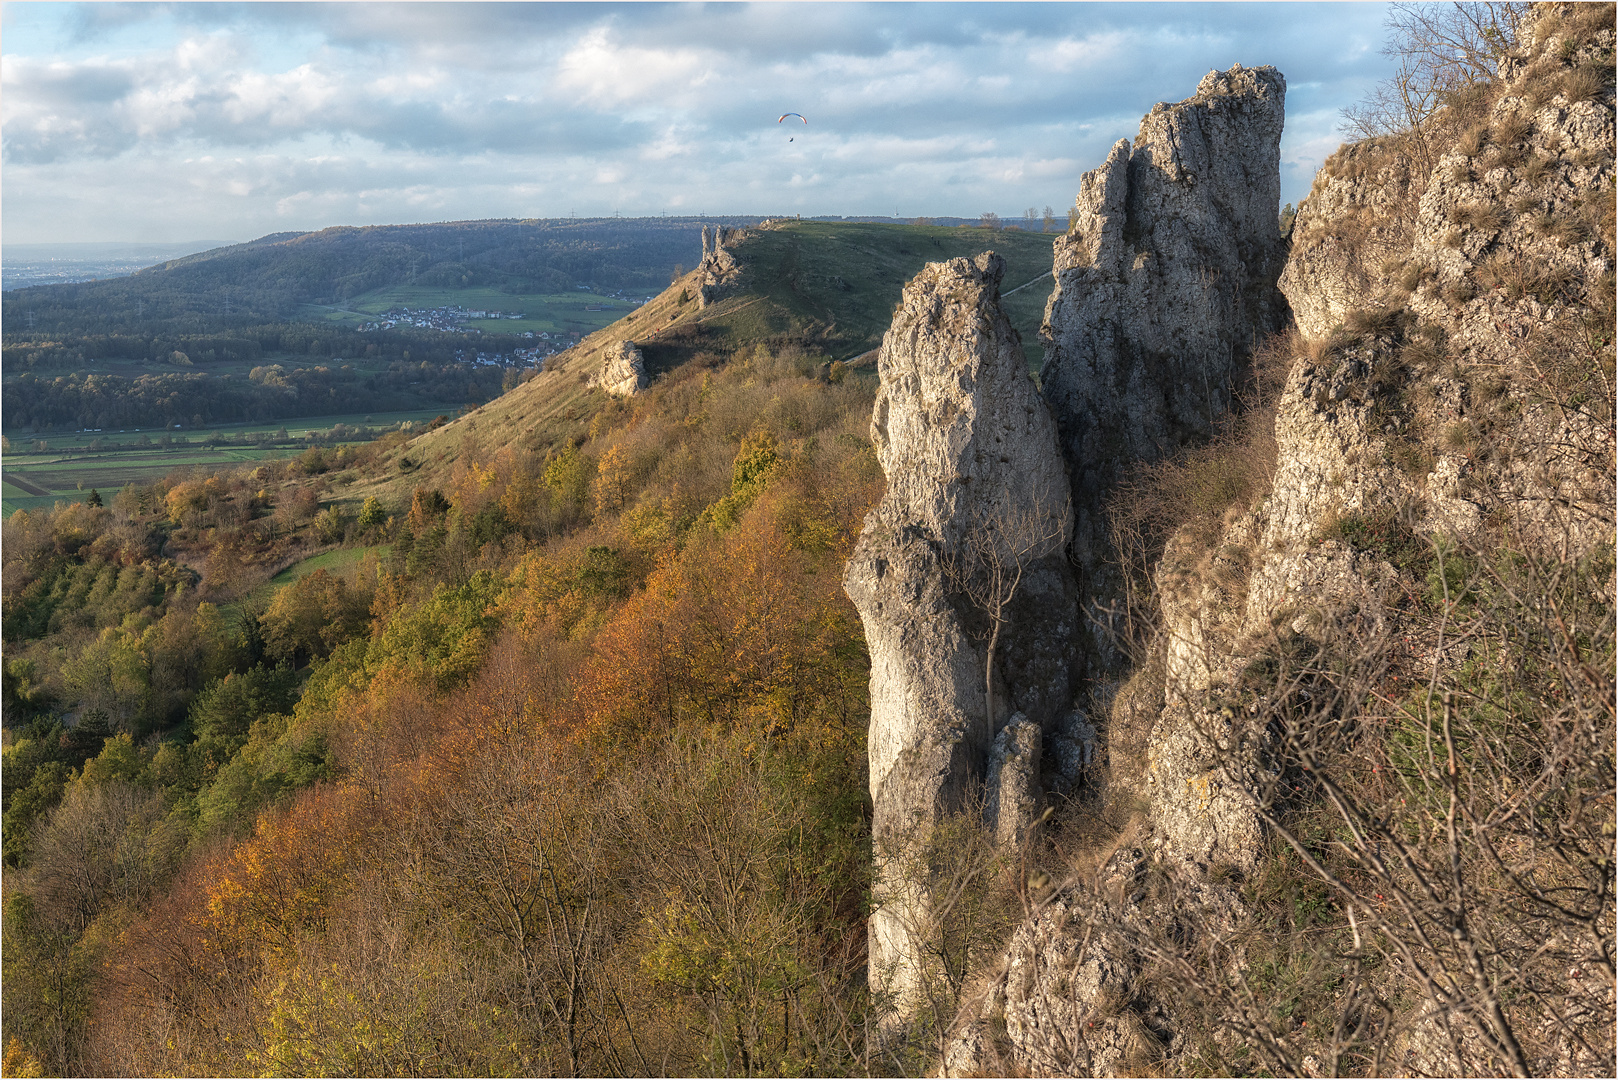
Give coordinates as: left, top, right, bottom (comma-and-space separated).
588, 339, 648, 397
844, 252, 1078, 1009
945, 9, 1615, 1073
1041, 63, 1291, 583
697, 224, 744, 307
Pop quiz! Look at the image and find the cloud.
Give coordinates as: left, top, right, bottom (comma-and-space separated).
1, 1, 1396, 242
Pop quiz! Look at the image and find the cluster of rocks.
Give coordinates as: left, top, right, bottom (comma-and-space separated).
587, 339, 648, 397
847, 62, 1291, 1025
697, 224, 745, 307
849, 6, 1613, 1070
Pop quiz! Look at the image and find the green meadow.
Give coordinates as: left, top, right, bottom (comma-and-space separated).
0, 409, 447, 516
304, 284, 648, 337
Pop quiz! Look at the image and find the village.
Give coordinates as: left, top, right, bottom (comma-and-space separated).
358, 304, 529, 332
454, 344, 552, 368
356, 292, 658, 370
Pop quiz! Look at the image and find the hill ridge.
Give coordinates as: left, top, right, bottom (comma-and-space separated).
371, 219, 1060, 499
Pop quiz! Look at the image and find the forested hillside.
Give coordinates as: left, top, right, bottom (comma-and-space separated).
0, 218, 950, 1073
2, 217, 756, 336
1, 329, 890, 1074
0, 218, 1063, 1074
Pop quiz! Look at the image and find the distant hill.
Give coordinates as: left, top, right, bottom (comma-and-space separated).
368, 219, 1059, 498
0, 217, 763, 337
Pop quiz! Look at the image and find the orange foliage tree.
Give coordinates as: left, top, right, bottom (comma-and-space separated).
576, 489, 870, 754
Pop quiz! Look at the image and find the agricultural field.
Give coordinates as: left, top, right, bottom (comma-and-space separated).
304, 284, 652, 336
0, 409, 445, 516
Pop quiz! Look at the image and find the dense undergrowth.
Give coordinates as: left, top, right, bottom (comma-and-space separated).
2, 342, 895, 1076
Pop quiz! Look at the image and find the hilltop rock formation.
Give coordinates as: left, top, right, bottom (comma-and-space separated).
844, 252, 1077, 1009
588, 340, 648, 397
1041, 63, 1291, 583
1283, 6, 1614, 561
933, 71, 1303, 1073
945, 8, 1615, 1073
697, 224, 744, 307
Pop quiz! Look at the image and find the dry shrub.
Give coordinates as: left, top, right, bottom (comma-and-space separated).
1442, 277, 1480, 307
1521, 153, 1554, 184
1399, 332, 1445, 370
1399, 260, 1436, 292
1344, 303, 1406, 337
1458, 123, 1491, 157
1105, 331, 1292, 651
1476, 252, 1582, 303
1491, 141, 1528, 168
1490, 109, 1533, 145
1449, 202, 1509, 231
1559, 63, 1609, 104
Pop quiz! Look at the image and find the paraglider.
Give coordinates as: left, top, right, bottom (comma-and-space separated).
778, 112, 808, 125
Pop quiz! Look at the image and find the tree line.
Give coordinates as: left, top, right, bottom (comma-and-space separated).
3, 360, 506, 431
1, 217, 758, 338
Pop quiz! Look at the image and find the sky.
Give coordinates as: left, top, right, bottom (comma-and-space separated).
1, 1, 1397, 246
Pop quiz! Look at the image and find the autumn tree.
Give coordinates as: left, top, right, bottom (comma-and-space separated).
259, 566, 374, 666
401, 740, 633, 1074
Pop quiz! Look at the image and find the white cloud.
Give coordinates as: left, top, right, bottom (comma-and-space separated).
1043, 30, 1132, 74
554, 28, 716, 109
0, 2, 1397, 243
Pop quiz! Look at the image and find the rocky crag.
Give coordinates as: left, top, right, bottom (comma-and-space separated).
849, 61, 1292, 1030
587, 339, 648, 397
851, 4, 1612, 1071
696, 224, 745, 307
1041, 63, 1291, 600
844, 252, 1079, 1011
934, 6, 1613, 1076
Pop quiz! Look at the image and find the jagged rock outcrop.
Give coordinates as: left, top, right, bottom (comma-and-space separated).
947, 8, 1614, 1075
1041, 63, 1292, 580
984, 715, 1042, 846
1283, 3, 1614, 560
588, 339, 648, 397
844, 252, 1078, 1010
697, 224, 744, 307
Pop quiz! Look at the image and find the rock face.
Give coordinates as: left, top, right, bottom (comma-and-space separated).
946, 10, 1615, 1074
984, 715, 1042, 846
1041, 64, 1291, 579
844, 252, 1078, 1009
1279, 138, 1423, 339
697, 224, 744, 307
588, 340, 648, 397
1282, 6, 1615, 561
